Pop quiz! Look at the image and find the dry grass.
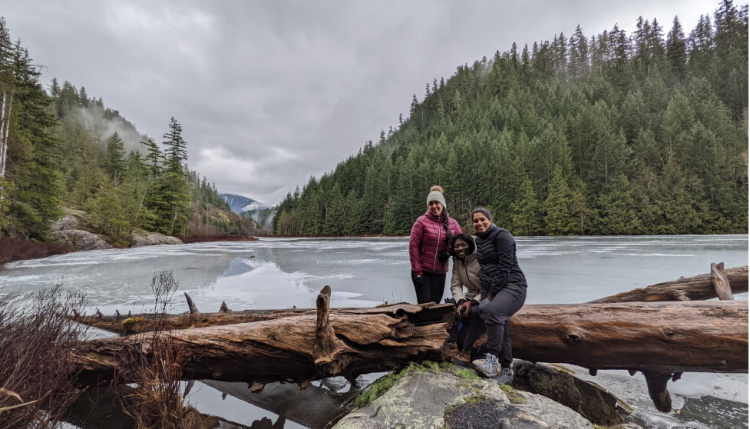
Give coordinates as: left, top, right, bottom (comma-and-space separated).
118, 270, 210, 429
0, 285, 88, 429
0, 237, 69, 265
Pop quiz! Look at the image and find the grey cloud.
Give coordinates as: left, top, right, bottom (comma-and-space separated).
2, 0, 721, 204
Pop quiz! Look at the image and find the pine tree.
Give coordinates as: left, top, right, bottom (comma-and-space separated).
510, 176, 540, 236
666, 16, 687, 80
104, 132, 126, 184
543, 166, 576, 235
140, 138, 162, 181
595, 174, 640, 234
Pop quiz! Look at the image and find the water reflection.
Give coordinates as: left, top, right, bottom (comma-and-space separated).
198, 377, 363, 429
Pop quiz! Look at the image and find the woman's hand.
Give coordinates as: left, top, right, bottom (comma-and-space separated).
456, 300, 472, 318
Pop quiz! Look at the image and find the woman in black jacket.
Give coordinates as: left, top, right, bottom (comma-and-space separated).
470, 207, 527, 385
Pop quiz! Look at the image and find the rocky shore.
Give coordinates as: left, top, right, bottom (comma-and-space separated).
48, 209, 187, 251
330, 361, 640, 429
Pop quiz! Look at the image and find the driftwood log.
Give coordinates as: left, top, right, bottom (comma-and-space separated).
73, 287, 747, 389
590, 265, 747, 303
711, 262, 735, 301
76, 265, 749, 335
589, 263, 746, 411
73, 294, 454, 387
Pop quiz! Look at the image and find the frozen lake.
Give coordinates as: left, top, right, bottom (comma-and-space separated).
2, 235, 747, 428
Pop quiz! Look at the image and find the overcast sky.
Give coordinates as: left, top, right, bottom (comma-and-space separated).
2, 0, 727, 205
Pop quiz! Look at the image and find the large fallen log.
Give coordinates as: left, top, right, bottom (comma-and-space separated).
77, 265, 749, 334
510, 300, 747, 374
73, 289, 454, 386
589, 265, 747, 303
74, 298, 428, 335
73, 287, 747, 389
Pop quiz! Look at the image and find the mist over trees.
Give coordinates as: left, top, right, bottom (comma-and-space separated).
0, 17, 250, 243
274, 1, 748, 237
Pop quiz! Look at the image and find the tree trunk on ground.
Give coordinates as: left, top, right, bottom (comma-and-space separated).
73, 299, 454, 387
76, 265, 749, 335
73, 295, 747, 387
589, 265, 747, 303
509, 300, 747, 374
75, 301, 427, 335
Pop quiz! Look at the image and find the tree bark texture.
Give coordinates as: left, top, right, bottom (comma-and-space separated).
510, 301, 747, 374
711, 262, 735, 301
73, 298, 455, 386
73, 299, 747, 387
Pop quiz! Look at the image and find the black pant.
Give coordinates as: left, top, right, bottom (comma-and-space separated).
457, 303, 486, 353
478, 283, 527, 368
411, 271, 446, 304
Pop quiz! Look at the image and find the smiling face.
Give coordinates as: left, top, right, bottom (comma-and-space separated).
472, 212, 492, 234
428, 200, 444, 217
453, 238, 470, 259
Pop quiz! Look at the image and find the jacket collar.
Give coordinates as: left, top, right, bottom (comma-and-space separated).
424, 210, 441, 222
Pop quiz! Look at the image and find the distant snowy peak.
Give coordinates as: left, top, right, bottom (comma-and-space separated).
220, 193, 268, 214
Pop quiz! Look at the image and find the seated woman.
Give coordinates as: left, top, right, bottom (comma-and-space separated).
471, 207, 527, 385
449, 233, 484, 368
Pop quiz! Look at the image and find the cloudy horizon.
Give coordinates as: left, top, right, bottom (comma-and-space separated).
2, 0, 727, 205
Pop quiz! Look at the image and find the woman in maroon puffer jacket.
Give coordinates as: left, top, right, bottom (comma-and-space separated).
409, 186, 463, 304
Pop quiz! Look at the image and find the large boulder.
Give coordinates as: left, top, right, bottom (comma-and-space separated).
512, 360, 626, 426
333, 367, 604, 429
129, 229, 183, 247
50, 230, 112, 251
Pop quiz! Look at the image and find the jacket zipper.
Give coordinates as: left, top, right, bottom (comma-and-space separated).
433, 218, 441, 272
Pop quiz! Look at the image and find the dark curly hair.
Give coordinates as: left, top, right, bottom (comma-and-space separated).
450, 233, 476, 256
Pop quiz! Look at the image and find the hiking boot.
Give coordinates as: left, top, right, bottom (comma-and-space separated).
451, 350, 472, 368
472, 353, 499, 378
496, 367, 514, 385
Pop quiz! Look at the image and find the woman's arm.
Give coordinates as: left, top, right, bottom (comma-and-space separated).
409, 220, 424, 274
489, 229, 515, 298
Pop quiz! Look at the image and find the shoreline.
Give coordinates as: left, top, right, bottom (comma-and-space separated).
0, 233, 260, 265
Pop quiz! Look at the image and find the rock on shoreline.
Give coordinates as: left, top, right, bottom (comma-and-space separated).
333, 369, 597, 429
129, 229, 183, 247
331, 362, 641, 429
49, 210, 112, 251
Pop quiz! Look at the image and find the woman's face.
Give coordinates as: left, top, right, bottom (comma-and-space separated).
473, 213, 492, 234
453, 239, 470, 259
428, 200, 443, 217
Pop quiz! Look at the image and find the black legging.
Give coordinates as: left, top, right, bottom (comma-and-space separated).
411, 271, 446, 304
479, 283, 527, 368
457, 303, 486, 352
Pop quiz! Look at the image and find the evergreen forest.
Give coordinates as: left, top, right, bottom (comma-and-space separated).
274, 1, 748, 237
0, 18, 252, 246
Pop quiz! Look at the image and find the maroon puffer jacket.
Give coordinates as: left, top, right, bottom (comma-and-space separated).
409, 211, 463, 275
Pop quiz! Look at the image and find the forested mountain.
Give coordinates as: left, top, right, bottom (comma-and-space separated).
0, 17, 252, 245
274, 1, 748, 237
220, 193, 269, 214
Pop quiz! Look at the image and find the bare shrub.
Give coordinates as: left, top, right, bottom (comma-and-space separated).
0, 285, 88, 429
119, 270, 212, 429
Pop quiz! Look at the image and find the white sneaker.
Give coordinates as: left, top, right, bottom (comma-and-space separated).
472, 353, 499, 378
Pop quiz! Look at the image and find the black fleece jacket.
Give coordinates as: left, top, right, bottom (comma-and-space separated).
475, 224, 527, 298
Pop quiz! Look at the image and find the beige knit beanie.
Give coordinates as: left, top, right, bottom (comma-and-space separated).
426, 185, 447, 210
